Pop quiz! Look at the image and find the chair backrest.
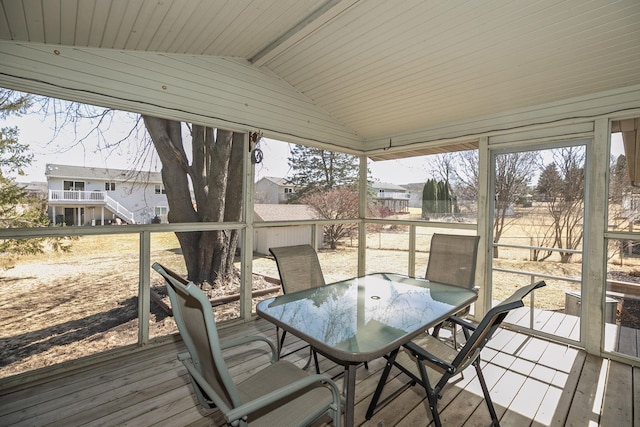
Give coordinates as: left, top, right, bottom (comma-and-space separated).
269, 244, 326, 293
450, 280, 546, 373
152, 262, 241, 410
425, 234, 480, 289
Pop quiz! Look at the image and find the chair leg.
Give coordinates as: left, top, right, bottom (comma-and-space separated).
280, 328, 319, 372
313, 349, 320, 374
452, 323, 458, 349
301, 347, 316, 371
474, 359, 500, 426
365, 348, 399, 419
432, 322, 443, 338
416, 358, 442, 427
279, 329, 287, 355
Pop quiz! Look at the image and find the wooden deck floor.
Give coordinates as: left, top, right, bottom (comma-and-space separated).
1, 317, 638, 427
507, 305, 640, 358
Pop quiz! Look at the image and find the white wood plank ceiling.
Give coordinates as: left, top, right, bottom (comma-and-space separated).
1, 0, 640, 154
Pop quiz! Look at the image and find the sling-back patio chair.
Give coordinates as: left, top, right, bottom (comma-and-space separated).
426, 233, 480, 348
152, 262, 342, 427
366, 280, 547, 427
269, 244, 325, 373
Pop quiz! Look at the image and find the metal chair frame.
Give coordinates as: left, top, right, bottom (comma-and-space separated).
152, 262, 342, 427
269, 244, 326, 373
426, 234, 480, 348
366, 280, 547, 427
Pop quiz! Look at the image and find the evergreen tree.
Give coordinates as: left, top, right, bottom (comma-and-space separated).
422, 179, 453, 217
286, 146, 359, 202
0, 89, 72, 256
536, 163, 562, 201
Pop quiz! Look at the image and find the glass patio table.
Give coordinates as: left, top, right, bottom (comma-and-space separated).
256, 272, 478, 427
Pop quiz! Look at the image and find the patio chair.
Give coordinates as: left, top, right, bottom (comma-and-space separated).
426, 233, 480, 348
269, 244, 325, 373
366, 280, 546, 427
152, 262, 342, 427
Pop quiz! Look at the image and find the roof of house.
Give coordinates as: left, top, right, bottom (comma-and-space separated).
254, 204, 319, 222
44, 164, 163, 184
370, 182, 407, 192
256, 176, 293, 187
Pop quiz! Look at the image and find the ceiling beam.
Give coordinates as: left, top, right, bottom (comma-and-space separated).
250, 0, 358, 67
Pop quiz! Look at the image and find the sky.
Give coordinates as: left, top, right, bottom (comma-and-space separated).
11, 113, 147, 183
5, 110, 626, 187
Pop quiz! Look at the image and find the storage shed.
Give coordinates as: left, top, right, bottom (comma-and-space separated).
252, 204, 323, 255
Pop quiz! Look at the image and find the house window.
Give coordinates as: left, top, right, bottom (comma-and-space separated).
64, 180, 85, 191
105, 182, 116, 191
155, 185, 166, 194
154, 206, 168, 216
284, 188, 293, 194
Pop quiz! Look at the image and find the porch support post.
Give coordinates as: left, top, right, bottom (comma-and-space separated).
52, 205, 56, 226
241, 132, 254, 321
138, 230, 150, 344
583, 118, 609, 355
476, 136, 490, 320
358, 154, 367, 276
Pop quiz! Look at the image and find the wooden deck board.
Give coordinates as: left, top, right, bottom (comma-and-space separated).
619, 326, 638, 357
0, 317, 638, 427
531, 385, 564, 427
564, 354, 608, 426
500, 376, 549, 426
600, 360, 633, 426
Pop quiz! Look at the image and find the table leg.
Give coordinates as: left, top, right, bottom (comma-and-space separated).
344, 363, 357, 427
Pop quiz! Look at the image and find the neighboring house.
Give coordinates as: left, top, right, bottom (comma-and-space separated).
10, 180, 48, 218
255, 176, 296, 204
45, 164, 169, 225
402, 182, 425, 208
370, 181, 410, 214
252, 204, 322, 255
21, 181, 48, 199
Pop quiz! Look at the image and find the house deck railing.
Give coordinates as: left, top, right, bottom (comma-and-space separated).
104, 197, 135, 224
49, 189, 106, 202
375, 191, 410, 199
48, 190, 136, 224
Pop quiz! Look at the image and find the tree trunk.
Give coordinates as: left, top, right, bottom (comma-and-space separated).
143, 116, 243, 285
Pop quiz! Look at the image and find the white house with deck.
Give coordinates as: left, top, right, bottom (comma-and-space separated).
45, 164, 169, 225
370, 181, 410, 214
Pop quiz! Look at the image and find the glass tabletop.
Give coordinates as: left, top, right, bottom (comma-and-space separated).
256, 272, 478, 362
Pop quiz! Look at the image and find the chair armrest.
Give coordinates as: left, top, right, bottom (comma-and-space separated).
447, 315, 477, 340
404, 341, 455, 374
181, 355, 341, 426
447, 315, 477, 331
220, 335, 278, 363
226, 374, 343, 426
